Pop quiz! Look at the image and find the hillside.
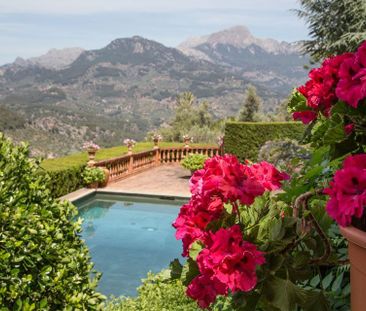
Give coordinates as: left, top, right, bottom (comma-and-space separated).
0, 26, 309, 157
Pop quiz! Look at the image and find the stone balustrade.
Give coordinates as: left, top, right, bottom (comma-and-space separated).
94, 146, 220, 184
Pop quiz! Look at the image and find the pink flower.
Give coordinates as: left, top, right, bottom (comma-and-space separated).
196, 225, 265, 294
243, 161, 290, 191
324, 154, 366, 226
344, 123, 355, 135
295, 52, 354, 123
336, 42, 366, 108
293, 111, 317, 124
173, 155, 288, 257
186, 274, 227, 309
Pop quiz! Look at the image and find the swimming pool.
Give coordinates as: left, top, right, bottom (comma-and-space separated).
74, 193, 186, 297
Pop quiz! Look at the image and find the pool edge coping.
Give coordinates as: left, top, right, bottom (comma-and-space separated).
60, 188, 190, 203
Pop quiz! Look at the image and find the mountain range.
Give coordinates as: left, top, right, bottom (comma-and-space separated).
0, 26, 309, 157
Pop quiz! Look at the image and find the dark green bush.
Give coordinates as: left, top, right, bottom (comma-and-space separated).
43, 165, 85, 198
224, 122, 305, 162
0, 133, 104, 309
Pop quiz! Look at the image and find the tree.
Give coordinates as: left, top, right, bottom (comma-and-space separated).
237, 85, 261, 122
295, 0, 366, 61
156, 92, 219, 143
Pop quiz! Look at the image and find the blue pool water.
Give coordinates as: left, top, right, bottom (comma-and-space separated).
75, 193, 185, 297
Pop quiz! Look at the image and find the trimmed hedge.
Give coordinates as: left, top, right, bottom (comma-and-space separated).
224, 122, 305, 162
43, 165, 85, 198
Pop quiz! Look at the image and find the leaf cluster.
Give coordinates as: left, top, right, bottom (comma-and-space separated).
295, 0, 366, 61
181, 154, 208, 172
82, 167, 106, 185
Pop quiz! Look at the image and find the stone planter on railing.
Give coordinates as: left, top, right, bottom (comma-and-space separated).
152, 134, 162, 150
123, 138, 136, 155
183, 135, 192, 148
82, 141, 100, 167
87, 148, 97, 167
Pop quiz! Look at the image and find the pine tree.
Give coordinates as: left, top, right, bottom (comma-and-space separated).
295, 0, 366, 61
238, 85, 261, 122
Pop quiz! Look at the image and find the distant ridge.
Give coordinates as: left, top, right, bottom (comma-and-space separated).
0, 25, 308, 157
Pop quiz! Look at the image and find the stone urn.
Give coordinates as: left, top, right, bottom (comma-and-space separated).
340, 224, 366, 311
183, 136, 191, 148
153, 139, 159, 149
87, 148, 97, 166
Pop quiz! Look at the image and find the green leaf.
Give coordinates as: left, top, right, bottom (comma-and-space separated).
331, 272, 344, 292
189, 241, 203, 261
303, 290, 330, 311
263, 276, 307, 311
288, 90, 308, 112
169, 259, 183, 280
267, 255, 285, 273
322, 272, 333, 290
310, 275, 320, 288
269, 218, 284, 240
181, 258, 200, 286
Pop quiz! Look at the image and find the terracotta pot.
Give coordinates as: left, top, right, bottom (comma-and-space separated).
87, 182, 98, 189
340, 225, 366, 311
99, 168, 110, 187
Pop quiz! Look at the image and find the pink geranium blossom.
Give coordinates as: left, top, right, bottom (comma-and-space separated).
344, 123, 355, 135
186, 274, 227, 309
294, 53, 354, 123
293, 111, 317, 124
174, 155, 288, 257
196, 225, 265, 295
336, 42, 366, 108
243, 161, 290, 191
324, 154, 366, 226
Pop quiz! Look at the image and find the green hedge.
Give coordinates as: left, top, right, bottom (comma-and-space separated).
39, 165, 85, 198
224, 122, 305, 162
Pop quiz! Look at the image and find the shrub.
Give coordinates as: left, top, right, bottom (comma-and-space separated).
181, 154, 208, 173
224, 121, 305, 162
258, 139, 310, 173
0, 133, 104, 309
43, 165, 85, 198
105, 271, 199, 311
82, 167, 105, 185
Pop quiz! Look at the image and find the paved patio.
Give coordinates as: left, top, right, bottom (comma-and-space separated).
103, 164, 191, 197
61, 164, 192, 203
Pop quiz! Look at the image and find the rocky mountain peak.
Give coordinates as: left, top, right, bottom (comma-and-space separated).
206, 25, 254, 47
11, 48, 84, 70
178, 25, 300, 57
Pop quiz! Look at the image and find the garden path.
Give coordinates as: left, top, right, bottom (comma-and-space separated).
103, 164, 191, 198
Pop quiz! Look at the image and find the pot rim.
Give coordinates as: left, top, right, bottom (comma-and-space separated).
340, 225, 366, 249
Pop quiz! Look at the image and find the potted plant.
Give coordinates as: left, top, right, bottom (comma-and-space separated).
288, 39, 366, 310
83, 141, 100, 165
181, 153, 208, 175
152, 133, 162, 149
170, 40, 366, 311
123, 138, 136, 154
182, 134, 192, 148
82, 167, 105, 189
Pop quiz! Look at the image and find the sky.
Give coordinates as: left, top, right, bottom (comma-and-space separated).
0, 0, 308, 65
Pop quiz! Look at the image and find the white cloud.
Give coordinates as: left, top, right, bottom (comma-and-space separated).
0, 0, 298, 15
